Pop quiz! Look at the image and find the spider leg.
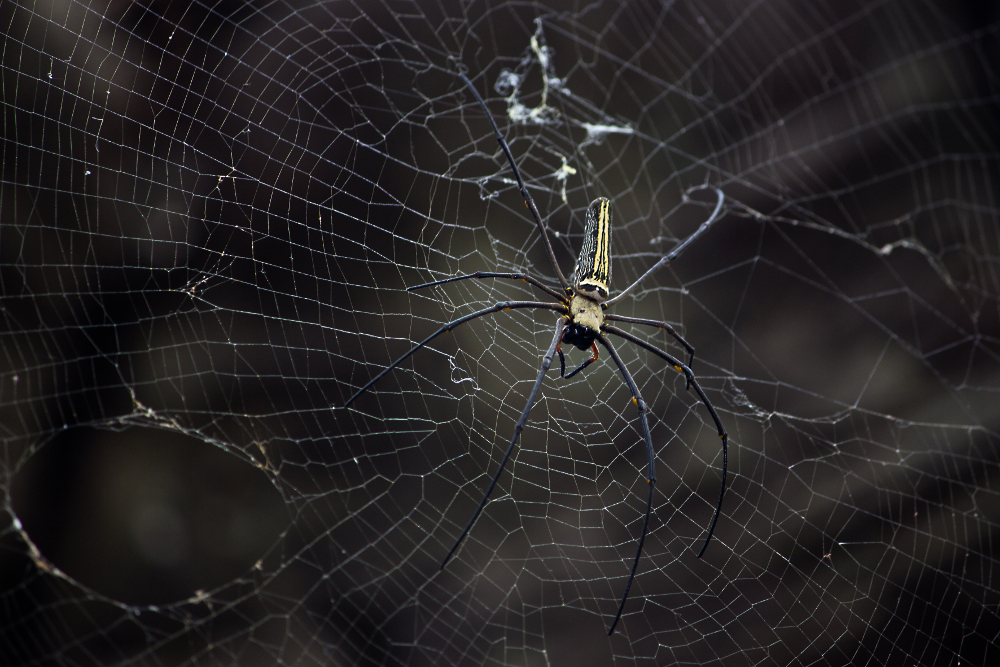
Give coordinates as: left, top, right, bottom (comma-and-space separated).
595, 333, 656, 635
605, 313, 696, 380
603, 187, 725, 308
409, 271, 566, 302
557, 342, 566, 378
603, 324, 727, 559
345, 301, 567, 406
564, 341, 599, 379
457, 72, 570, 290
441, 317, 568, 569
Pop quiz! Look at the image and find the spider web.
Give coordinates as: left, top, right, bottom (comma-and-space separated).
1, 0, 999, 665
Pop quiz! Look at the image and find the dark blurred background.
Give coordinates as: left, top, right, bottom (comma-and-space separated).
1, 1, 998, 665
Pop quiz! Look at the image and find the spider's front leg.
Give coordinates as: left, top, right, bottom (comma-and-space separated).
559, 339, 599, 379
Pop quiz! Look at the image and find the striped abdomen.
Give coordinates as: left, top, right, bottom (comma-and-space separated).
573, 197, 612, 302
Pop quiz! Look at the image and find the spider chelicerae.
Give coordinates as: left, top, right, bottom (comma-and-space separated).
346, 71, 728, 634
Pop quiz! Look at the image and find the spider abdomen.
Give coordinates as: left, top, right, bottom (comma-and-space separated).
573, 197, 612, 302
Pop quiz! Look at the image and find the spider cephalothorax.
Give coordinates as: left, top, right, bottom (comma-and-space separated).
346, 71, 728, 635
563, 294, 603, 347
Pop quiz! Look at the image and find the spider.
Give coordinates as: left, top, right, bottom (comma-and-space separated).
345, 71, 728, 635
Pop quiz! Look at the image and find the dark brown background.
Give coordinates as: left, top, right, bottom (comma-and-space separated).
1, 1, 998, 665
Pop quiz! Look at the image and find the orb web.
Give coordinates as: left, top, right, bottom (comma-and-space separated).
1, 1, 998, 665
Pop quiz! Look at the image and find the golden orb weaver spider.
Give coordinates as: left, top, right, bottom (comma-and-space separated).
346, 71, 728, 634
